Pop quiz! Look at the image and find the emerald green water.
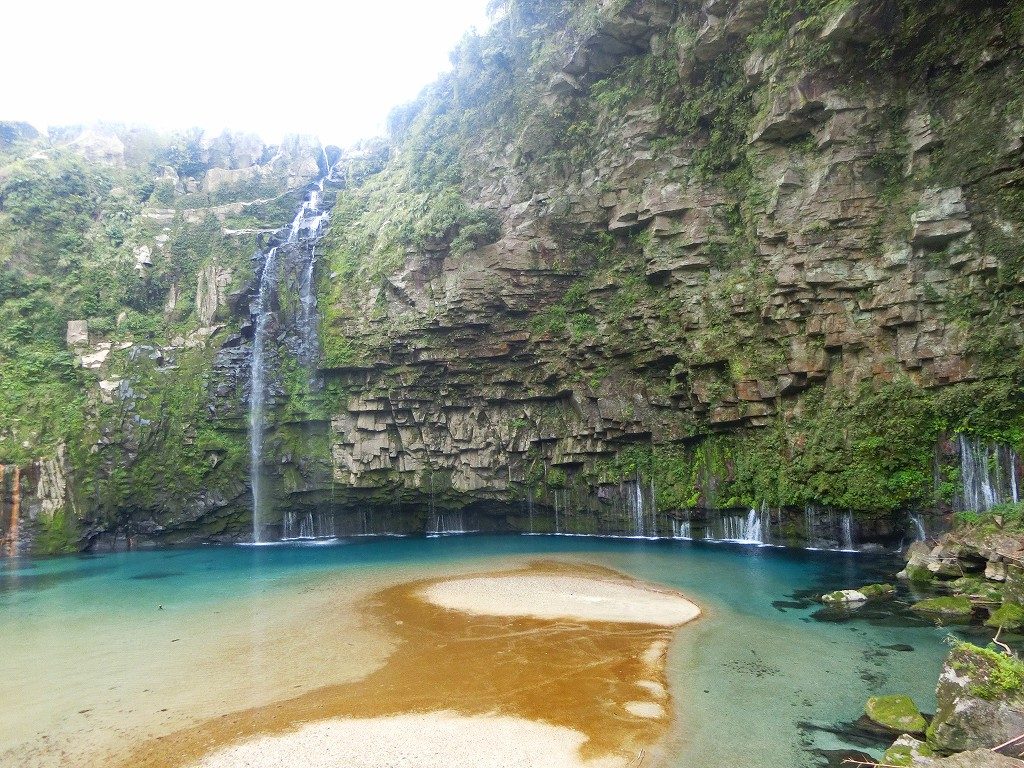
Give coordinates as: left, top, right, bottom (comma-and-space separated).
0, 535, 967, 767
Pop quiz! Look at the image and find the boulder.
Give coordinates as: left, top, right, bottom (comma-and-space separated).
819, 0, 898, 44
900, 541, 938, 582
986, 560, 1008, 582
865, 694, 927, 734
822, 589, 867, 605
883, 734, 934, 766
1005, 566, 1024, 605
66, 320, 89, 347
80, 345, 111, 370
133, 245, 153, 271
929, 644, 1024, 752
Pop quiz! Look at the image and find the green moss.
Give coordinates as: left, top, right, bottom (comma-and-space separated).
546, 468, 568, 489
865, 694, 927, 734
882, 737, 933, 766
956, 502, 1024, 535
985, 603, 1024, 631
950, 575, 1003, 603
905, 565, 935, 584
950, 641, 1024, 701
911, 596, 973, 619
32, 509, 80, 555
859, 583, 896, 600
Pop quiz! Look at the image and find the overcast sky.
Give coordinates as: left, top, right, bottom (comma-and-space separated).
5, 0, 491, 146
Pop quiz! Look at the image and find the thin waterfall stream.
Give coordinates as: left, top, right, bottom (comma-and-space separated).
248, 176, 332, 543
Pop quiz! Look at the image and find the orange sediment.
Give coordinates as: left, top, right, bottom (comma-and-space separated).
122, 561, 700, 768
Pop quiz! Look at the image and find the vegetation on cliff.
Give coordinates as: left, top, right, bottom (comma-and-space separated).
316, 0, 1024, 524
5, 0, 1024, 550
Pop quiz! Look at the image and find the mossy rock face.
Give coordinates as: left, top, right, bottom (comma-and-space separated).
985, 602, 1024, 631
911, 595, 974, 619
865, 694, 927, 735
859, 583, 896, 600
930, 643, 1024, 752
882, 734, 934, 766
1005, 566, 1024, 605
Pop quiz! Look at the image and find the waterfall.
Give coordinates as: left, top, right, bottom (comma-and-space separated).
527, 491, 535, 534
839, 511, 854, 551
282, 510, 337, 541
649, 479, 658, 538
909, 513, 927, 542
692, 508, 768, 544
2, 466, 19, 557
671, 517, 692, 539
427, 511, 468, 536
295, 180, 329, 369
741, 508, 762, 543
803, 505, 856, 550
804, 505, 816, 545
627, 479, 646, 537
715, 513, 748, 542
247, 176, 332, 543
10, 467, 19, 557
249, 246, 278, 544
958, 434, 1021, 512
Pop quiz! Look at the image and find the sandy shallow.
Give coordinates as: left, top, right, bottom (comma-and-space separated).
420, 572, 701, 626
174, 566, 700, 768
198, 712, 627, 768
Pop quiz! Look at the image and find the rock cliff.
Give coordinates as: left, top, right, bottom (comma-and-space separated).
2, 0, 1024, 551
308, 0, 1024, 541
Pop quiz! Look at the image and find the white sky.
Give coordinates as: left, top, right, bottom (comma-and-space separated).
4, 0, 492, 147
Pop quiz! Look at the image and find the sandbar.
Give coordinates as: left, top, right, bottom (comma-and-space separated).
420, 571, 701, 626
198, 712, 627, 768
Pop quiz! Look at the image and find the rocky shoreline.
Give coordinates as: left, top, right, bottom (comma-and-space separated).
821, 512, 1024, 766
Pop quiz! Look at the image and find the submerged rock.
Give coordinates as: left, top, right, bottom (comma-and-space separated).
859, 583, 897, 600
911, 596, 974, 620
822, 589, 868, 605
865, 695, 927, 735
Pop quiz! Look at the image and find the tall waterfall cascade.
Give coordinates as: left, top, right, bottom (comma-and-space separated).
957, 435, 1020, 513
248, 175, 332, 544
